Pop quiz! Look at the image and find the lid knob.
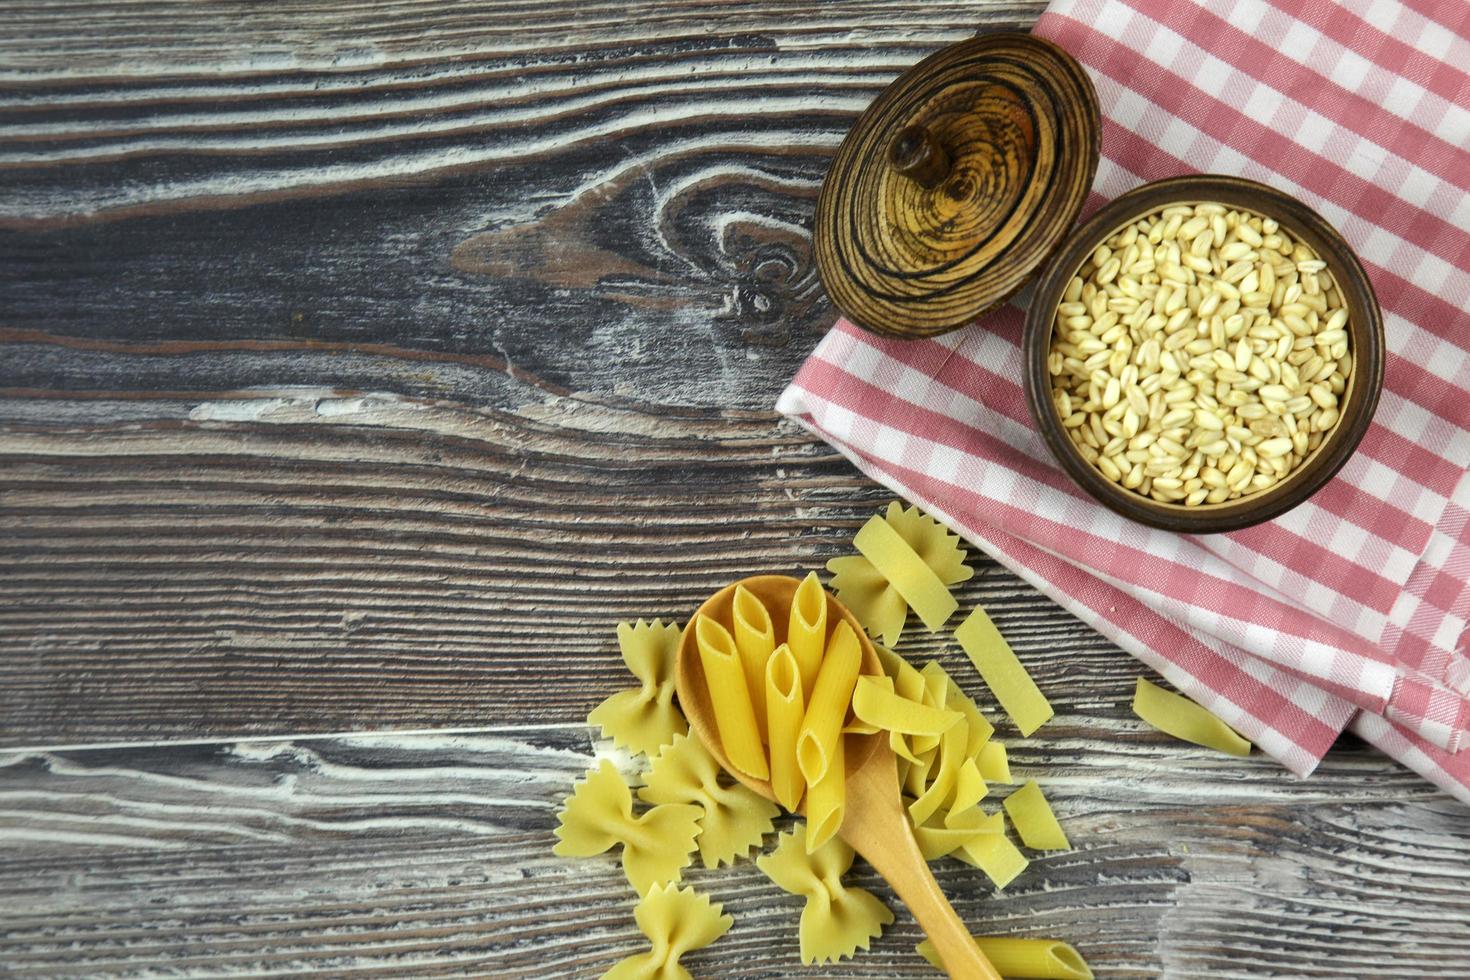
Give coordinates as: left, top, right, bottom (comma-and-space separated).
887, 125, 952, 189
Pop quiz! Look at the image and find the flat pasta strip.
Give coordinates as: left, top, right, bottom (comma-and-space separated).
554, 760, 702, 894
958, 827, 1029, 890
828, 502, 973, 646
639, 734, 778, 868
765, 644, 805, 812
912, 812, 1003, 860
603, 882, 733, 980
907, 705, 967, 826
796, 620, 861, 786
1003, 780, 1069, 851
853, 514, 958, 632
918, 937, 1094, 979
955, 606, 1054, 737
977, 742, 1011, 784
587, 620, 687, 757
852, 675, 963, 736
945, 759, 988, 826
1133, 677, 1252, 756
787, 571, 828, 699
695, 614, 769, 779
731, 585, 774, 739
757, 829, 894, 965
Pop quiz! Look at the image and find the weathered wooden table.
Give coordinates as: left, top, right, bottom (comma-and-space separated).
3, 2, 1468, 976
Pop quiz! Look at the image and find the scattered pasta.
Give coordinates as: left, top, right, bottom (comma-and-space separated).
554, 760, 702, 895
588, 620, 687, 757
828, 502, 973, 645
918, 936, 1094, 979
1133, 677, 1252, 756
955, 606, 1054, 737
757, 829, 894, 965
1003, 780, 1070, 851
956, 824, 1030, 889
639, 734, 778, 868
603, 882, 733, 980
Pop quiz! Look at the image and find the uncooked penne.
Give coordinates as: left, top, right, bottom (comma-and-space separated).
731, 585, 774, 741
853, 513, 958, 631
765, 644, 805, 812
955, 606, 1054, 737
696, 614, 769, 780
918, 936, 1093, 979
796, 620, 862, 786
1133, 677, 1251, 756
805, 726, 844, 853
787, 571, 827, 701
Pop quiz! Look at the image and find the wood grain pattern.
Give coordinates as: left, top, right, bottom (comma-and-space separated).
814, 33, 1100, 337
3, 1, 1469, 976
2, 728, 1467, 977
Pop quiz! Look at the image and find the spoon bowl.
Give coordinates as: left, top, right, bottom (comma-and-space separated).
675, 575, 1000, 980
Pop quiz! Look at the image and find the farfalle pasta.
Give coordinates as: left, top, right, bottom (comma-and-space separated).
603, 882, 733, 980
639, 734, 778, 868
828, 502, 973, 646
554, 760, 702, 894
756, 829, 894, 965
588, 620, 687, 757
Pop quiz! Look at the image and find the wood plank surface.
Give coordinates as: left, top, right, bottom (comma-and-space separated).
3, 0, 1051, 747
4, 1, 1470, 976
4, 726, 1468, 977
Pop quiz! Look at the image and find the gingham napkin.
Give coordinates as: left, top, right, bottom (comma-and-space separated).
779, 0, 1470, 802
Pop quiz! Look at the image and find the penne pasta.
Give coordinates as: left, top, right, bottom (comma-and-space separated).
765, 644, 805, 812
853, 513, 959, 632
805, 728, 845, 853
918, 936, 1094, 979
696, 614, 769, 780
731, 585, 774, 740
1133, 677, 1252, 756
955, 606, 1054, 737
796, 620, 862, 786
852, 674, 963, 736
787, 571, 828, 700
1003, 780, 1069, 851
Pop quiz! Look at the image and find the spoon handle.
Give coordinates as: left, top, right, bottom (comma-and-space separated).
842, 754, 1001, 980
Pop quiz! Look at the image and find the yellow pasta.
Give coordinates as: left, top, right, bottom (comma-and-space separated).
828, 502, 973, 646
853, 513, 958, 632
946, 758, 989, 826
978, 741, 1011, 784
553, 760, 702, 894
957, 825, 1029, 889
907, 702, 967, 826
918, 937, 1094, 979
587, 620, 687, 757
787, 571, 828, 699
765, 644, 805, 812
805, 728, 845, 853
851, 674, 963, 736
639, 734, 778, 868
912, 811, 1003, 860
757, 829, 894, 965
1003, 780, 1069, 851
955, 606, 1054, 737
695, 614, 769, 780
796, 620, 861, 786
603, 882, 733, 980
731, 585, 773, 739
1133, 677, 1252, 756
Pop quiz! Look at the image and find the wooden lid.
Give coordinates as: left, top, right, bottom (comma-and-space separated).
814, 34, 1100, 338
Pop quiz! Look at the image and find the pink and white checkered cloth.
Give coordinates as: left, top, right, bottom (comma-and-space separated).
778, 0, 1470, 802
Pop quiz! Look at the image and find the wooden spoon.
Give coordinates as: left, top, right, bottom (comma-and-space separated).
676, 575, 1000, 980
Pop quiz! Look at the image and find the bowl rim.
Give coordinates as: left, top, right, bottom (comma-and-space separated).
1022, 174, 1384, 534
